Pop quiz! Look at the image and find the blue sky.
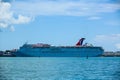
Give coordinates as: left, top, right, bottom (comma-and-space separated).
0, 0, 120, 51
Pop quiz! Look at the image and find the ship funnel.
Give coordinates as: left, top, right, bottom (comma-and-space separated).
76, 38, 85, 46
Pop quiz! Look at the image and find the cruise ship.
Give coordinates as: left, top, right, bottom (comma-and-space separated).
15, 38, 104, 57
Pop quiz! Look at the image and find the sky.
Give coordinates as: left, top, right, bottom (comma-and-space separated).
0, 0, 120, 51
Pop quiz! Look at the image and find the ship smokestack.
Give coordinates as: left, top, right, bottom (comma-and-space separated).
76, 38, 85, 46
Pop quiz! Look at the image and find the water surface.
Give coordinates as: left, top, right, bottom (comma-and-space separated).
0, 57, 120, 80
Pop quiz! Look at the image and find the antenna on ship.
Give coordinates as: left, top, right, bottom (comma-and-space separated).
76, 38, 85, 46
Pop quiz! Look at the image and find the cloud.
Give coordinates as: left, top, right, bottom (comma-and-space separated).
11, 0, 120, 16
12, 15, 31, 24
94, 34, 120, 42
9, 26, 14, 31
115, 43, 120, 49
106, 21, 120, 26
0, 2, 32, 31
0, 23, 8, 28
1, 0, 120, 31
93, 34, 120, 50
88, 16, 101, 20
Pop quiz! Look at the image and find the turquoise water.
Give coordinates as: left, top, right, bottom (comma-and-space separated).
0, 57, 120, 80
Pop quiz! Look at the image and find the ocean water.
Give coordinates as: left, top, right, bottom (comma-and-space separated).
0, 57, 120, 80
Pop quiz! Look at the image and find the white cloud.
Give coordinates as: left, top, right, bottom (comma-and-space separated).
11, 1, 120, 16
1, 0, 120, 31
115, 43, 120, 49
12, 15, 31, 24
0, 2, 32, 30
10, 26, 15, 32
94, 34, 120, 42
88, 16, 101, 20
106, 21, 120, 26
93, 34, 120, 50
0, 23, 8, 28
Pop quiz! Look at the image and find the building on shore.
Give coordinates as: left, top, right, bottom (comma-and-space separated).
0, 49, 17, 57
101, 51, 120, 57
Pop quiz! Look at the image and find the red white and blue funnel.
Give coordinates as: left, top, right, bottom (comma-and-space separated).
76, 38, 85, 46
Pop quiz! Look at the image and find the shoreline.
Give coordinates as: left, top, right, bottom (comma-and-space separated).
100, 51, 120, 57
0, 50, 120, 57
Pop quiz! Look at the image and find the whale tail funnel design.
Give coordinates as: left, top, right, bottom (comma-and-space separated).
76, 38, 85, 46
